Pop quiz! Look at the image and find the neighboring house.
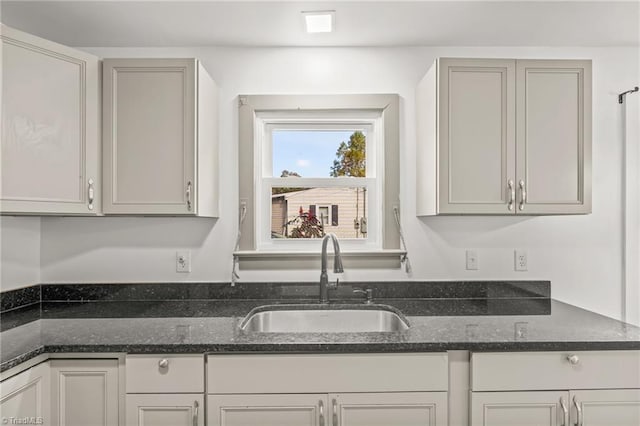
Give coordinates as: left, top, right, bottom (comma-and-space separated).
271, 187, 368, 239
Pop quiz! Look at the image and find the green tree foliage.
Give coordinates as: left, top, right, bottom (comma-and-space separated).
330, 131, 366, 177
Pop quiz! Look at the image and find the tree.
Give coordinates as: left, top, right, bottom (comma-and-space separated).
330, 131, 366, 177
287, 206, 324, 238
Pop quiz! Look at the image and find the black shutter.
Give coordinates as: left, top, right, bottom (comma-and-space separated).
331, 205, 339, 226
309, 205, 316, 216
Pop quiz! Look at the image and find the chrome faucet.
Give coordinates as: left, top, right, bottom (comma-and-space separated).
319, 233, 344, 303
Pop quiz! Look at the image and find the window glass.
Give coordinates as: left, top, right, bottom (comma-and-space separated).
270, 186, 369, 239
272, 130, 366, 178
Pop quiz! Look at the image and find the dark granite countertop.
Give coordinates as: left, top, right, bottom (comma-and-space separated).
2, 281, 640, 372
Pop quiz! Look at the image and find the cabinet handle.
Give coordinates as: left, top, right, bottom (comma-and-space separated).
519, 180, 526, 211
573, 395, 582, 426
319, 399, 325, 426
507, 179, 515, 211
566, 354, 580, 365
158, 358, 169, 369
332, 398, 338, 426
193, 400, 199, 426
560, 396, 568, 426
186, 181, 192, 211
88, 178, 95, 210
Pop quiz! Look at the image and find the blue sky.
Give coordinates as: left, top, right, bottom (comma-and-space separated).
272, 130, 359, 178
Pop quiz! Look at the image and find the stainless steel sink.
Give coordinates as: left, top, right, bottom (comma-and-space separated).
239, 304, 410, 333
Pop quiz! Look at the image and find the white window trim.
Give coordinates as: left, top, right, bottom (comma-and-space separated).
236, 94, 403, 270
255, 114, 383, 251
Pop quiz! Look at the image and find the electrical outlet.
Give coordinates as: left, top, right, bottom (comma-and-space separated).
176, 251, 191, 273
514, 250, 527, 271
466, 250, 478, 270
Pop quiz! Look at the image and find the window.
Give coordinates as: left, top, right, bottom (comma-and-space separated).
237, 94, 402, 269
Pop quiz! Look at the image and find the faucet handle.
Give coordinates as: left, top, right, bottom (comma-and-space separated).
353, 288, 374, 304
328, 278, 339, 289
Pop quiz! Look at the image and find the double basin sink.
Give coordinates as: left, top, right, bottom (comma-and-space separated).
240, 304, 410, 333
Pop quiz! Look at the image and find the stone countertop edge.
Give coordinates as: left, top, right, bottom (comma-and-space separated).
4, 340, 640, 373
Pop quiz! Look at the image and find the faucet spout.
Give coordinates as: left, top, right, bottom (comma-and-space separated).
319, 233, 343, 303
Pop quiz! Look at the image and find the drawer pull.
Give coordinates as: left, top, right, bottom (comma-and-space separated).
319, 399, 325, 426
332, 398, 338, 426
573, 395, 583, 426
158, 358, 169, 369
559, 396, 568, 426
566, 354, 580, 365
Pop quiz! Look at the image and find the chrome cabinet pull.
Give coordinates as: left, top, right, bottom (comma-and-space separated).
507, 179, 515, 211
88, 178, 95, 210
332, 398, 338, 426
319, 400, 325, 426
519, 180, 526, 211
186, 181, 192, 211
566, 354, 580, 365
158, 358, 169, 369
560, 396, 568, 426
573, 395, 582, 426
193, 400, 199, 426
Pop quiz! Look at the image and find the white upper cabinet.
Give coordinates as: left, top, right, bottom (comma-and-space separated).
416, 57, 591, 215
102, 58, 218, 216
1, 25, 100, 215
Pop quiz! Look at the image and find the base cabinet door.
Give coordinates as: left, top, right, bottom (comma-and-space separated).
332, 392, 447, 426
127, 394, 204, 426
471, 391, 568, 426
0, 362, 51, 426
207, 394, 325, 426
571, 389, 640, 426
50, 359, 119, 426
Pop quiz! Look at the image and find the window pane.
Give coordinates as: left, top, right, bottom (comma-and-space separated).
272, 130, 366, 178
271, 187, 369, 239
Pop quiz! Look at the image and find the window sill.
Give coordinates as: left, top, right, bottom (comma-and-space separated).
233, 249, 406, 270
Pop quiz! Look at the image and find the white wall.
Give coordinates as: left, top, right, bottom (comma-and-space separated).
0, 217, 40, 291
32, 46, 638, 322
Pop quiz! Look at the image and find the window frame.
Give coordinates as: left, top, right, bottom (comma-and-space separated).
237, 94, 403, 270
256, 114, 382, 251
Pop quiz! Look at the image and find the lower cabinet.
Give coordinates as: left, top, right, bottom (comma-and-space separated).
0, 361, 51, 426
50, 359, 119, 426
470, 351, 640, 426
126, 394, 204, 426
208, 393, 324, 426
208, 392, 446, 426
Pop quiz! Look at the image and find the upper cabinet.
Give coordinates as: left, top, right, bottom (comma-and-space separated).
0, 25, 100, 215
102, 58, 219, 216
416, 57, 591, 216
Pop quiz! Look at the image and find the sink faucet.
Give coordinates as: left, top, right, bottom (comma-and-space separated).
319, 233, 344, 303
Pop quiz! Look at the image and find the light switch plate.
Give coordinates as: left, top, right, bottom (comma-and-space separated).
176, 251, 191, 273
466, 250, 478, 270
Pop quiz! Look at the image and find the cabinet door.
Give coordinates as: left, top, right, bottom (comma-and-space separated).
571, 389, 640, 426
332, 392, 447, 426
471, 391, 568, 426
516, 60, 591, 214
50, 359, 119, 426
207, 394, 325, 426
127, 394, 203, 426
438, 58, 516, 214
0, 362, 51, 426
103, 58, 196, 215
1, 25, 100, 215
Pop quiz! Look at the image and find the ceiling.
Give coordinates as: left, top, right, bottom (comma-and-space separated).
1, 1, 638, 47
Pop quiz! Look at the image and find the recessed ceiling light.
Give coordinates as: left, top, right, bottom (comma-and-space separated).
302, 10, 335, 33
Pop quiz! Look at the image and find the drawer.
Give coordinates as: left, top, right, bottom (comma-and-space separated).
471, 350, 640, 391
126, 354, 204, 393
207, 353, 448, 394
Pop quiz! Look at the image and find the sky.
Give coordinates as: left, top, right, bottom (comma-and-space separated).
272, 130, 361, 178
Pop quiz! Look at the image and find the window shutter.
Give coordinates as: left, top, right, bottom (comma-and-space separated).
331, 205, 339, 226
309, 205, 316, 216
